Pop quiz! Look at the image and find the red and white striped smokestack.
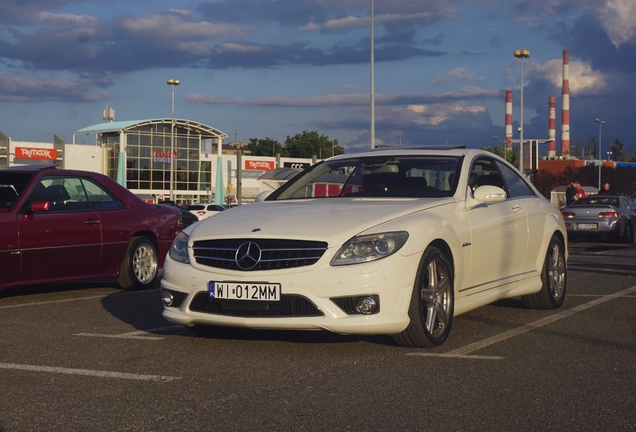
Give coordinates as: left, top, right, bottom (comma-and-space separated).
505, 90, 513, 149
561, 49, 570, 156
548, 96, 556, 158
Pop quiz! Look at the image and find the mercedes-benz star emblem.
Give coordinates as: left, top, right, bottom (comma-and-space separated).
235, 241, 262, 270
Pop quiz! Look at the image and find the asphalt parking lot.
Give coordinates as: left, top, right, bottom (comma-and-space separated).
1, 241, 635, 431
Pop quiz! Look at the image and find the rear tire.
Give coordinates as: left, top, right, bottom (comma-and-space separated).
522, 236, 566, 309
622, 222, 633, 243
393, 246, 454, 348
118, 237, 158, 290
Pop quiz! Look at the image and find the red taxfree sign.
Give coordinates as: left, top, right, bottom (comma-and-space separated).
15, 147, 58, 160
245, 160, 275, 170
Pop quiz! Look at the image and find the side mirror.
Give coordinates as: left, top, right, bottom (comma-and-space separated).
466, 185, 507, 209
255, 191, 273, 202
30, 200, 50, 212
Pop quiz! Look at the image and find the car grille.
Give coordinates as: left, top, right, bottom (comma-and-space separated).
192, 239, 328, 271
189, 292, 324, 317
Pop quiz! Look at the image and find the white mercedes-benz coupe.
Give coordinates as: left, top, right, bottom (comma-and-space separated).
161, 148, 567, 347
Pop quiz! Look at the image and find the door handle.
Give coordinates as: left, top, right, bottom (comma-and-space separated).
85, 220, 100, 225
512, 205, 522, 213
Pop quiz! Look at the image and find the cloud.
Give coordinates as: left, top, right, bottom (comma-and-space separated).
530, 59, 607, 94
433, 67, 485, 86
118, 14, 246, 55
38, 12, 98, 26
0, 72, 109, 102
184, 86, 501, 108
596, 0, 636, 47
315, 10, 456, 31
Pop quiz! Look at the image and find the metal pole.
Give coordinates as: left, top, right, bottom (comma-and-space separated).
170, 85, 175, 201
596, 118, 604, 190
519, 57, 524, 173
167, 78, 180, 201
370, 0, 375, 149
514, 50, 530, 173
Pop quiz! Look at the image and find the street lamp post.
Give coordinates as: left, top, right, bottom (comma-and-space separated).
514, 49, 530, 174
167, 78, 180, 201
596, 118, 605, 190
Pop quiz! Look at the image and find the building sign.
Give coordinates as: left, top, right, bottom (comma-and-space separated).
245, 160, 275, 170
154, 150, 176, 163
284, 162, 311, 170
15, 147, 57, 160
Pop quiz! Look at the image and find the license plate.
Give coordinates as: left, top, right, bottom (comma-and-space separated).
576, 223, 598, 230
209, 282, 281, 301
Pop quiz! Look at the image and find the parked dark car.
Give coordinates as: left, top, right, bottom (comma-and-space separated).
561, 195, 636, 242
0, 165, 183, 291
159, 201, 199, 227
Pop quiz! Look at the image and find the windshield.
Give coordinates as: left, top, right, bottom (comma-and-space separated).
571, 196, 619, 207
268, 155, 461, 200
0, 172, 33, 209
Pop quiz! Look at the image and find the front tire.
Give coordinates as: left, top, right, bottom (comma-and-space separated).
522, 236, 566, 309
118, 237, 158, 290
393, 246, 454, 348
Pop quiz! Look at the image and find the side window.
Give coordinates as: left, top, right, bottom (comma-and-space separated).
27, 176, 90, 212
496, 162, 536, 198
81, 178, 125, 210
622, 197, 636, 212
469, 158, 505, 193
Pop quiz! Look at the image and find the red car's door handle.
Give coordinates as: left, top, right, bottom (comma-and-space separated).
85, 220, 100, 225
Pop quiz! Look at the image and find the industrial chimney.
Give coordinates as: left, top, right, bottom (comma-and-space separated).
505, 90, 513, 149
561, 49, 570, 156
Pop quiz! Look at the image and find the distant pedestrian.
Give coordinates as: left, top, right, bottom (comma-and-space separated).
598, 182, 615, 195
566, 180, 581, 205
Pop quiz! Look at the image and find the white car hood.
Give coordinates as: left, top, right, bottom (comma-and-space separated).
187, 198, 455, 245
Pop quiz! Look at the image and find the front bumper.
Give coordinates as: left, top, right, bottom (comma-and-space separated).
160, 253, 419, 335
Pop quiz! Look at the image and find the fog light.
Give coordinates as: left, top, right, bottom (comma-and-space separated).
355, 296, 378, 315
161, 290, 174, 307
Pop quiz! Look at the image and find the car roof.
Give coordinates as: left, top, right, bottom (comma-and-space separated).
325, 146, 479, 161
0, 165, 58, 173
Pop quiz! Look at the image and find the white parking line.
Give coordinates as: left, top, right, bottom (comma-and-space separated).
0, 295, 106, 309
0, 363, 180, 382
0, 288, 159, 310
74, 325, 182, 340
408, 285, 636, 360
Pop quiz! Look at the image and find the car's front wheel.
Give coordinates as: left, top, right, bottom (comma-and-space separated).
393, 246, 454, 348
118, 237, 158, 290
522, 235, 566, 309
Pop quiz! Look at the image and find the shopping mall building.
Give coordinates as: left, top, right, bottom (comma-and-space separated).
0, 118, 314, 204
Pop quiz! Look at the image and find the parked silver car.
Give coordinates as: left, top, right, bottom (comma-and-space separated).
561, 195, 636, 242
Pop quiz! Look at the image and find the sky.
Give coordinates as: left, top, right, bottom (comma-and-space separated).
1, 0, 636, 156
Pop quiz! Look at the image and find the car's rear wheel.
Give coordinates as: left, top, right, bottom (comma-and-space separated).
622, 222, 633, 243
118, 237, 158, 290
522, 236, 566, 309
393, 246, 454, 348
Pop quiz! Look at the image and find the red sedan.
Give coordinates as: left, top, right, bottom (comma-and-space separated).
0, 165, 183, 290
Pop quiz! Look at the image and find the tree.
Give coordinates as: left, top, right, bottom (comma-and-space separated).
479, 145, 518, 167
608, 138, 624, 161
248, 138, 287, 157
285, 130, 343, 159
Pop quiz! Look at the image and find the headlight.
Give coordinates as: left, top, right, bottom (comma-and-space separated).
331, 231, 409, 266
169, 231, 190, 263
